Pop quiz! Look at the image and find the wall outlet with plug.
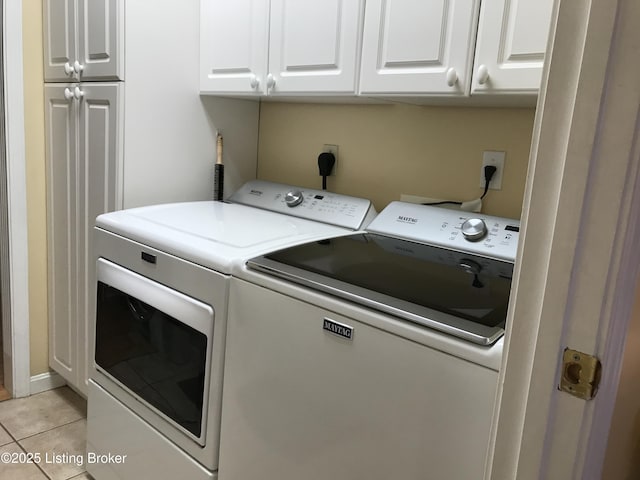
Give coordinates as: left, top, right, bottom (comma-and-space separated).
480, 151, 505, 190
322, 144, 338, 175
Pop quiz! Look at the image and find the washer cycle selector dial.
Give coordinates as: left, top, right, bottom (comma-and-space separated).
461, 218, 488, 241
285, 190, 304, 207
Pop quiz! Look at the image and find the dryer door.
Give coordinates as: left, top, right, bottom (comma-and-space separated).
95, 258, 214, 445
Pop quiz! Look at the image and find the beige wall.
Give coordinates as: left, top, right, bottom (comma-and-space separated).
23, 0, 48, 376
257, 102, 536, 219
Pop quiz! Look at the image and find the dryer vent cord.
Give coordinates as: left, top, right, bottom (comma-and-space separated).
422, 165, 497, 207
318, 152, 336, 190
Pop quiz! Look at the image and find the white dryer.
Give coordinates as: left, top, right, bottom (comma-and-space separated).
86, 180, 376, 480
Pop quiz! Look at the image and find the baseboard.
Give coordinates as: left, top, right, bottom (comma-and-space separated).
30, 371, 67, 395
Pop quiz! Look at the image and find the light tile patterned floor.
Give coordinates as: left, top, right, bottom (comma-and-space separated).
0, 387, 91, 480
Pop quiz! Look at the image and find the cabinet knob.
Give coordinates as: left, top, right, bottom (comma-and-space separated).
446, 67, 458, 87
477, 64, 490, 85
73, 87, 84, 100
64, 62, 75, 76
266, 73, 276, 90
73, 60, 84, 75
64, 87, 75, 101
249, 74, 260, 89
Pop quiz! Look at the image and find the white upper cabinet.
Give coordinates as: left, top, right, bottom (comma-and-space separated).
359, 0, 479, 96
199, 0, 553, 102
44, 0, 123, 82
200, 0, 364, 96
200, 0, 269, 96
471, 0, 554, 95
267, 0, 363, 95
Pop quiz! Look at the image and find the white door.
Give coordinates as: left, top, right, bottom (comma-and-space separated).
359, 0, 479, 96
471, 0, 554, 95
43, 0, 77, 82
75, 84, 122, 395
267, 0, 364, 95
487, 0, 640, 478
44, 85, 79, 386
199, 0, 270, 95
77, 0, 124, 81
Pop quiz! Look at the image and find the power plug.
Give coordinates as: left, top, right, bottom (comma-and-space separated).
480, 151, 505, 190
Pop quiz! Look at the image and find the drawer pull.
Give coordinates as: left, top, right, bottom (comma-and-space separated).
141, 252, 156, 264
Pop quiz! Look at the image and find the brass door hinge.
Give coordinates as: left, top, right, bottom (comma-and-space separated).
559, 348, 602, 400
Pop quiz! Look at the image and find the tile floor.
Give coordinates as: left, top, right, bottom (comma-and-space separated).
0, 387, 91, 479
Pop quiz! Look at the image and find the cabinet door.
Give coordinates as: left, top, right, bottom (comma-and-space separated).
359, 0, 479, 96
200, 0, 270, 95
43, 0, 77, 82
76, 84, 123, 395
471, 0, 554, 94
77, 0, 124, 80
45, 85, 78, 385
267, 0, 364, 95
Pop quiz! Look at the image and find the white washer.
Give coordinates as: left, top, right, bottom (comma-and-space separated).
86, 180, 376, 480
219, 202, 520, 480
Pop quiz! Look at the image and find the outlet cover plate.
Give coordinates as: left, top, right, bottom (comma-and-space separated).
480, 151, 505, 190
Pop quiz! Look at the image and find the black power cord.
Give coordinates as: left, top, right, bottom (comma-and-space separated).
422, 164, 497, 206
318, 152, 336, 190
480, 165, 497, 199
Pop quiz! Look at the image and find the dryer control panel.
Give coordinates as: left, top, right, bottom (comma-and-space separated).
229, 180, 377, 230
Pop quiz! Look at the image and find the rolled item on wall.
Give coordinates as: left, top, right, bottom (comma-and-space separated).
214, 133, 224, 201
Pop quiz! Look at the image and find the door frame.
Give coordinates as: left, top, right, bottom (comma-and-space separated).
487, 0, 640, 478
2, 0, 31, 398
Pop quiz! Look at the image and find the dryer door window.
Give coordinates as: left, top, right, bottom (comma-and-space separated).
94, 259, 214, 445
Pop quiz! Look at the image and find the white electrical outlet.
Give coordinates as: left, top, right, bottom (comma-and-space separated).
323, 144, 338, 175
480, 151, 505, 190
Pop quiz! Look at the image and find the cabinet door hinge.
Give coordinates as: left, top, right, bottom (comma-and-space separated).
559, 348, 602, 400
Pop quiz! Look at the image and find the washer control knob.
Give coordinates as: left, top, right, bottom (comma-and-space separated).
461, 218, 487, 241
285, 190, 304, 207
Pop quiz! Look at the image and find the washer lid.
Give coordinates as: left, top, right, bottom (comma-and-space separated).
248, 233, 512, 345
96, 201, 349, 272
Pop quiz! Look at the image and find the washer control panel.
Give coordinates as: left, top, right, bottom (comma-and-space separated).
367, 201, 520, 262
229, 180, 377, 230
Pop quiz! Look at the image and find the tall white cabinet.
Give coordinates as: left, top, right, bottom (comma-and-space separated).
200, 0, 364, 96
44, 0, 260, 395
45, 84, 121, 394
